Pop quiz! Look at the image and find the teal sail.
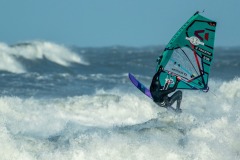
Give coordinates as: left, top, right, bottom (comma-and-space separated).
157, 12, 217, 91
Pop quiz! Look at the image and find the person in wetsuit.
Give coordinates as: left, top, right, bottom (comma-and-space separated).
150, 65, 182, 112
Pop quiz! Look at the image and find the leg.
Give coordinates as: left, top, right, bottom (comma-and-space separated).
168, 90, 182, 109
155, 96, 169, 108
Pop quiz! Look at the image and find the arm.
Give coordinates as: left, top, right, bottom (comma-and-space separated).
150, 66, 164, 92
150, 71, 161, 92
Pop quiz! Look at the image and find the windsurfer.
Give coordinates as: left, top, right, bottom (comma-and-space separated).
150, 65, 182, 112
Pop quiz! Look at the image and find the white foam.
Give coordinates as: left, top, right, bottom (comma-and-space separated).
0, 78, 240, 159
0, 41, 89, 73
61, 89, 158, 127
0, 43, 25, 73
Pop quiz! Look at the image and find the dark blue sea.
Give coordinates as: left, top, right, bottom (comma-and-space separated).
0, 41, 239, 159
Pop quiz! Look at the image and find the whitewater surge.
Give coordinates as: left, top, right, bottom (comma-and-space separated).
0, 41, 89, 73
0, 78, 240, 160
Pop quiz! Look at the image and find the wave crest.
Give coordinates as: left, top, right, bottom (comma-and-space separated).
0, 41, 89, 73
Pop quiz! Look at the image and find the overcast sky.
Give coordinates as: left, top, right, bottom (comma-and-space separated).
0, 0, 239, 47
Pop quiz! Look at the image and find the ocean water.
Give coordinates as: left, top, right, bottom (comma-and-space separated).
0, 41, 240, 160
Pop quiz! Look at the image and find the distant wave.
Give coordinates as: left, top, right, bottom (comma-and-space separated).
0, 41, 89, 73
0, 43, 25, 73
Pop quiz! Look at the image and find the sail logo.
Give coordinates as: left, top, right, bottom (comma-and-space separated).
203, 55, 212, 62
194, 30, 209, 41
165, 78, 174, 85
194, 46, 212, 56
172, 68, 187, 76
186, 36, 204, 46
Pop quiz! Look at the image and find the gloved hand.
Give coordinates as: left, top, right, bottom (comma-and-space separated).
157, 65, 164, 73
176, 76, 181, 81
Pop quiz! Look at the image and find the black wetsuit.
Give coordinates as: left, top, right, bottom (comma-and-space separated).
150, 69, 182, 110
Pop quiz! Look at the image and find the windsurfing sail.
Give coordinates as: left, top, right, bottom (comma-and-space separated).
157, 11, 217, 91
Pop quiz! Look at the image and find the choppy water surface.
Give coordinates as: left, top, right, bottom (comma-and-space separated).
0, 41, 240, 160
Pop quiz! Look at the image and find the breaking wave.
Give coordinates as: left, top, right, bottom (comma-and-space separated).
0, 78, 240, 159
0, 41, 89, 73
